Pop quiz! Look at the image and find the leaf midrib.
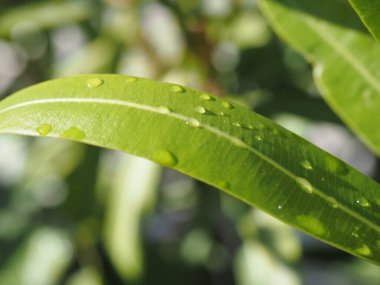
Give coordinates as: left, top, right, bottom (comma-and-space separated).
0, 96, 378, 234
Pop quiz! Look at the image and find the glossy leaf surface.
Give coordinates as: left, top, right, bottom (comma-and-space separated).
259, 0, 380, 156
349, 0, 380, 43
1, 74, 380, 264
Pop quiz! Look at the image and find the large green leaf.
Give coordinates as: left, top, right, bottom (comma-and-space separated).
1, 74, 380, 264
259, 0, 380, 156
349, 0, 380, 43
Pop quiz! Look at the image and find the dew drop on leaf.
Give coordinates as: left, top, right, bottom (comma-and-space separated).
326, 197, 338, 208
352, 227, 360, 238
219, 181, 231, 190
61, 127, 86, 140
36, 124, 52, 136
200, 93, 212, 101
153, 149, 178, 167
232, 122, 242, 127
171, 85, 185, 93
300, 159, 313, 170
186, 118, 200, 128
86, 78, 104, 89
363, 90, 374, 108
296, 215, 326, 236
295, 177, 313, 194
355, 197, 370, 207
158, 106, 171, 114
221, 101, 234, 109
325, 157, 347, 174
125, 76, 137, 83
195, 106, 207, 114
231, 137, 247, 148
355, 244, 372, 257
254, 135, 263, 141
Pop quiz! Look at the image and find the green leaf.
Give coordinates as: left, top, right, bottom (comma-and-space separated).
0, 0, 93, 38
349, 0, 380, 43
1, 74, 380, 265
258, 0, 380, 156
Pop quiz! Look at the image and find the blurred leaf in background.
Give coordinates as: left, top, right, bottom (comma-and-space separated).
0, 0, 380, 284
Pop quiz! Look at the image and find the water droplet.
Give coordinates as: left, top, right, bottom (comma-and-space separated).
296, 215, 326, 236
218, 181, 231, 189
325, 157, 347, 174
247, 124, 254, 130
300, 159, 313, 170
355, 244, 371, 256
36, 124, 52, 136
186, 118, 200, 128
195, 106, 207, 114
218, 111, 226, 116
295, 177, 313, 194
254, 135, 263, 141
232, 122, 242, 127
326, 197, 338, 208
363, 90, 374, 107
278, 204, 283, 210
61, 127, 86, 140
352, 227, 360, 238
257, 123, 265, 129
171, 85, 185, 93
86, 78, 103, 89
158, 106, 171, 114
221, 101, 234, 109
200, 93, 212, 101
153, 149, 178, 167
355, 197, 370, 207
231, 137, 247, 148
126, 76, 137, 83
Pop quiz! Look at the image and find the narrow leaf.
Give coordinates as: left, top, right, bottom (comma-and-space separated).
0, 0, 93, 38
259, 0, 380, 156
1, 74, 380, 264
349, 0, 380, 43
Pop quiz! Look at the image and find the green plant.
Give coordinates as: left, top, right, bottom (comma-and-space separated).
1, 0, 380, 283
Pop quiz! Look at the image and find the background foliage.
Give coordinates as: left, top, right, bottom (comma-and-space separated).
0, 0, 380, 284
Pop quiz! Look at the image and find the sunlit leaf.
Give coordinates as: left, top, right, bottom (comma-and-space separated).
259, 0, 380, 156
104, 154, 161, 281
349, 1, 380, 43
1, 74, 380, 265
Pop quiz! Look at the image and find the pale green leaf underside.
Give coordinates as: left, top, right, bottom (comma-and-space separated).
259, 0, 380, 156
349, 0, 380, 43
1, 74, 380, 264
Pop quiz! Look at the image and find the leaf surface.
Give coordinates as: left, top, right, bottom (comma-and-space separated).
0, 0, 92, 38
1, 74, 380, 264
259, 0, 380, 156
349, 0, 380, 43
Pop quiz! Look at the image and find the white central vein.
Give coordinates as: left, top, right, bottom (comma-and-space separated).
0, 97, 379, 233
302, 8, 380, 93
